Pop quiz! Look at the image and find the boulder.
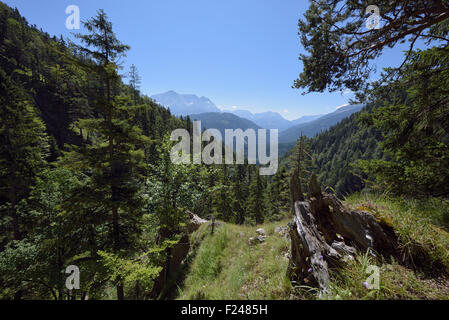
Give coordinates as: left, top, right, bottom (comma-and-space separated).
255, 228, 266, 236
248, 235, 266, 245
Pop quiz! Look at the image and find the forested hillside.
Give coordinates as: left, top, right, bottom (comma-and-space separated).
189, 112, 261, 137
0, 3, 277, 300
278, 104, 364, 143
310, 106, 384, 196
0, 2, 183, 154
1, 0, 448, 302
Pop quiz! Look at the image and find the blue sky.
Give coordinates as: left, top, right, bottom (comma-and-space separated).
3, 0, 425, 120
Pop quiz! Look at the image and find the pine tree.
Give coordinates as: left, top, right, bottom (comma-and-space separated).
213, 165, 234, 222
295, 0, 449, 93
267, 166, 290, 219
128, 64, 141, 105
233, 164, 248, 224
289, 136, 313, 197
246, 168, 266, 225
64, 10, 147, 300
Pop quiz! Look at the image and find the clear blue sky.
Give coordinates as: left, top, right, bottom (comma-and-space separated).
3, 0, 423, 120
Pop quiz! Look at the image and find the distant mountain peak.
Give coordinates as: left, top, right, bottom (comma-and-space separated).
151, 91, 360, 137
151, 91, 220, 116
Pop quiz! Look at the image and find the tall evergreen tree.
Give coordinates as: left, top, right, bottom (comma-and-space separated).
128, 64, 141, 105
64, 10, 147, 300
233, 164, 248, 224
267, 166, 290, 219
213, 165, 234, 222
246, 169, 266, 225
289, 136, 313, 196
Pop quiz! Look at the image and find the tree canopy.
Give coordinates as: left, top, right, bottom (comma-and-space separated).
294, 0, 449, 93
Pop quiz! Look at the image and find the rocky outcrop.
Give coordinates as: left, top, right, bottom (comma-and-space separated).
287, 174, 398, 292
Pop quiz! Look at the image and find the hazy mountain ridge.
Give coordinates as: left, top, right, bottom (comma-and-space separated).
279, 104, 365, 143
152, 91, 322, 131
227, 110, 292, 131
225, 109, 323, 132
290, 114, 323, 126
189, 112, 262, 137
151, 91, 221, 116
152, 91, 365, 149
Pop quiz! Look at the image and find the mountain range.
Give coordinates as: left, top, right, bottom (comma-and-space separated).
227, 110, 293, 132
151, 91, 364, 151
151, 91, 323, 131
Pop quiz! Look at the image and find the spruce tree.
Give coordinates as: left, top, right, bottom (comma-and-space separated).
64, 10, 147, 300
289, 135, 313, 196
233, 164, 248, 224
128, 64, 141, 105
357, 47, 449, 196
213, 165, 234, 222
246, 168, 266, 225
267, 166, 290, 219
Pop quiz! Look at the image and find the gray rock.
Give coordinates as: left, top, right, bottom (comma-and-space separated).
249, 235, 266, 245
275, 226, 289, 237
255, 228, 266, 236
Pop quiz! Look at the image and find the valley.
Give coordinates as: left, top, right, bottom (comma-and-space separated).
1, 0, 448, 302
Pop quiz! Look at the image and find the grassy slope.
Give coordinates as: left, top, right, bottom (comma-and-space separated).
324, 194, 449, 300
178, 220, 292, 300
178, 195, 449, 300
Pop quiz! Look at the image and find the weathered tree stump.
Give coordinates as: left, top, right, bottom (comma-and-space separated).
288, 174, 398, 292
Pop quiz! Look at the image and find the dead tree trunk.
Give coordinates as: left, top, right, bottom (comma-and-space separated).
288, 174, 398, 292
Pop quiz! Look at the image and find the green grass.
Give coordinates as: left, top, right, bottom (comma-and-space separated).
345, 193, 449, 274
178, 219, 293, 300
318, 193, 449, 300
177, 194, 449, 300
317, 250, 449, 300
